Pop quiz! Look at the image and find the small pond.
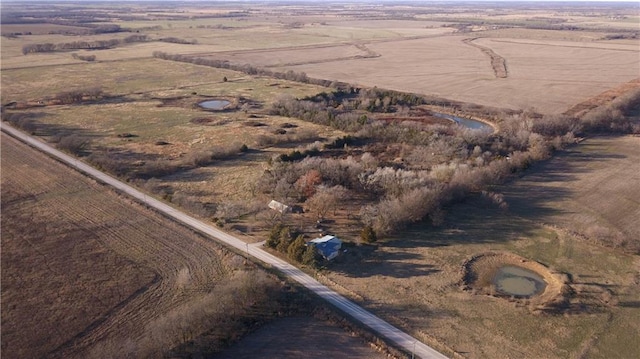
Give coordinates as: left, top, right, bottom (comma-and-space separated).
199, 99, 230, 110
493, 265, 547, 297
432, 112, 491, 130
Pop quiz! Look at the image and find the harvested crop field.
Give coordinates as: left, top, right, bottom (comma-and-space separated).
274, 35, 639, 113
0, 132, 262, 358
500, 135, 640, 252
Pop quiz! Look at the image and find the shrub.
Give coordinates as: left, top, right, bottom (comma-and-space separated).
57, 134, 90, 155
301, 244, 320, 267
360, 225, 377, 243
287, 235, 306, 262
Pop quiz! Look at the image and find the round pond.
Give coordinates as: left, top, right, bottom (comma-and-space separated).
199, 99, 230, 110
493, 265, 547, 297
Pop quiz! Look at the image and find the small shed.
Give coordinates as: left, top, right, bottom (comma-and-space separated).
268, 200, 291, 214
308, 235, 342, 260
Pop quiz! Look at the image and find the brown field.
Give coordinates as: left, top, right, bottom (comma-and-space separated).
0, 132, 239, 357
275, 35, 639, 113
2, 2, 639, 358
2, 2, 637, 113
500, 135, 640, 251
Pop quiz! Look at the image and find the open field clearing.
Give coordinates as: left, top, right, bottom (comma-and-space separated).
500, 135, 640, 251
323, 193, 640, 359
0, 58, 324, 101
1, 56, 344, 207
198, 43, 373, 68
276, 35, 639, 114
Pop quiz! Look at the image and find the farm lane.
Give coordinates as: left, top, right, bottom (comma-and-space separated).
1, 122, 448, 359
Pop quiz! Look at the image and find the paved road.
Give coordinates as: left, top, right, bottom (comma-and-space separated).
1, 123, 448, 359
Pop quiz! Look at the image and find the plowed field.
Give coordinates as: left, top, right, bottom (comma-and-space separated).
1, 133, 238, 358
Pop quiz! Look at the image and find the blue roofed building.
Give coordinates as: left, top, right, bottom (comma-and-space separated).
307, 235, 342, 261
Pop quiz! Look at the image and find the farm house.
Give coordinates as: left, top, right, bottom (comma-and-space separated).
307, 235, 342, 260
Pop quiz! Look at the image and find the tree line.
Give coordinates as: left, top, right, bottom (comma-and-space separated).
153, 51, 344, 88
22, 34, 149, 54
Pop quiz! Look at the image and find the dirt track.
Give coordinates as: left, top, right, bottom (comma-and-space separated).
1, 132, 238, 358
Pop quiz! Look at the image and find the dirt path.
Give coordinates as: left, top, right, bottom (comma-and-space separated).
462, 38, 508, 79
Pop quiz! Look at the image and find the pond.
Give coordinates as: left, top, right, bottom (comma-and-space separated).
431, 112, 491, 130
199, 99, 230, 110
493, 265, 547, 297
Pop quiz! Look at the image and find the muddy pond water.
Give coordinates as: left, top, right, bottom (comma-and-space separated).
199, 100, 230, 110
493, 265, 547, 297
432, 112, 491, 130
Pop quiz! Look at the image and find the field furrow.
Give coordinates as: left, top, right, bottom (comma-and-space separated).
1, 133, 236, 358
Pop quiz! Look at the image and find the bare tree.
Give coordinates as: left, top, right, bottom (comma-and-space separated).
305, 185, 347, 220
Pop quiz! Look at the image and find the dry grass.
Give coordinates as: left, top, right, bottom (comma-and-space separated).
500, 135, 640, 252
315, 134, 640, 359
321, 198, 639, 359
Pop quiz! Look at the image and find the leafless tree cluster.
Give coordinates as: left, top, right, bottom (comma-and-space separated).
22, 34, 148, 54
54, 87, 103, 104
256, 86, 624, 237
87, 141, 249, 181
158, 36, 197, 44
581, 89, 640, 134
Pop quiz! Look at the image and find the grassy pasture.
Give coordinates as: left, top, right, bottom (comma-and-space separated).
2, 57, 343, 203
323, 191, 639, 359
1, 57, 322, 100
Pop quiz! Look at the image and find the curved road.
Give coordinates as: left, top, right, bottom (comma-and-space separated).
1, 123, 448, 359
